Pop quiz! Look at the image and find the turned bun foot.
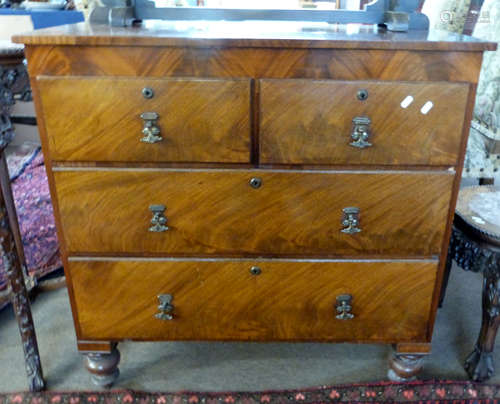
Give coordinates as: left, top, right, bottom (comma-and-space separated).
388, 353, 426, 382
465, 345, 495, 382
83, 345, 120, 388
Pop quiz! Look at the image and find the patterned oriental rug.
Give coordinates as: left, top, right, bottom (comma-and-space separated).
0, 146, 62, 309
1, 381, 500, 404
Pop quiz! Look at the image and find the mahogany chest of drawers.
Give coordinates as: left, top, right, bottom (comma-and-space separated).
13, 22, 495, 386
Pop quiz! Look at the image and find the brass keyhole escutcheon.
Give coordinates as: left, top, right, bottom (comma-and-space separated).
357, 89, 368, 101
142, 87, 154, 99
250, 266, 262, 276
249, 177, 262, 189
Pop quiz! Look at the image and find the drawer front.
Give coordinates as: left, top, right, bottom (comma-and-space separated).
54, 169, 453, 256
260, 79, 469, 166
37, 77, 251, 163
70, 259, 437, 342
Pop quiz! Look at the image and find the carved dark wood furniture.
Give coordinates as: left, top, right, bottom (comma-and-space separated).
444, 186, 500, 382
0, 40, 45, 392
13, 22, 495, 386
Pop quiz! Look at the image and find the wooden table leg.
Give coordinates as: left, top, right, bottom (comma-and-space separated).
464, 272, 500, 382
0, 153, 45, 391
1, 46, 45, 391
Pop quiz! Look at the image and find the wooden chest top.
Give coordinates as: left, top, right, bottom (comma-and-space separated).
12, 21, 496, 51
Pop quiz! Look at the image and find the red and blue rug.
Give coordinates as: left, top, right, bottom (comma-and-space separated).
0, 146, 62, 307
1, 381, 500, 404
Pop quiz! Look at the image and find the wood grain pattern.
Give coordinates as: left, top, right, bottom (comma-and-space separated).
69, 259, 437, 342
77, 341, 114, 353
25, 46, 484, 83
12, 22, 496, 51
260, 79, 469, 166
396, 343, 432, 354
53, 169, 454, 257
37, 76, 251, 163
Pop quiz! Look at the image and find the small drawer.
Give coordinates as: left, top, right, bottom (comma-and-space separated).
37, 76, 251, 163
54, 169, 453, 257
259, 79, 469, 166
70, 259, 437, 342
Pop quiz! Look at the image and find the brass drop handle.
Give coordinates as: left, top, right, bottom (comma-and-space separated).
155, 294, 174, 321
141, 112, 162, 144
335, 294, 354, 320
341, 207, 361, 234
350, 116, 372, 149
149, 204, 169, 232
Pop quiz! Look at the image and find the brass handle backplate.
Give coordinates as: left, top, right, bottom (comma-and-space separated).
341, 207, 361, 234
335, 294, 354, 320
141, 112, 162, 144
149, 204, 169, 232
155, 294, 174, 321
350, 116, 372, 149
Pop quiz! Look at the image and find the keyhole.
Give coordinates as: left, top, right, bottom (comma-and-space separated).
250, 266, 262, 275
357, 89, 368, 101
249, 178, 262, 189
142, 87, 154, 99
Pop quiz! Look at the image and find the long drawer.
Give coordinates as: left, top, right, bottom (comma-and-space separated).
54, 169, 454, 256
70, 259, 437, 342
260, 79, 469, 166
37, 76, 251, 163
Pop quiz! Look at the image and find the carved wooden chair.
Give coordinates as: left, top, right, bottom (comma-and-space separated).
0, 40, 45, 392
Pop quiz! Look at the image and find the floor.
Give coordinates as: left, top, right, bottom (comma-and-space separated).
0, 263, 496, 392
